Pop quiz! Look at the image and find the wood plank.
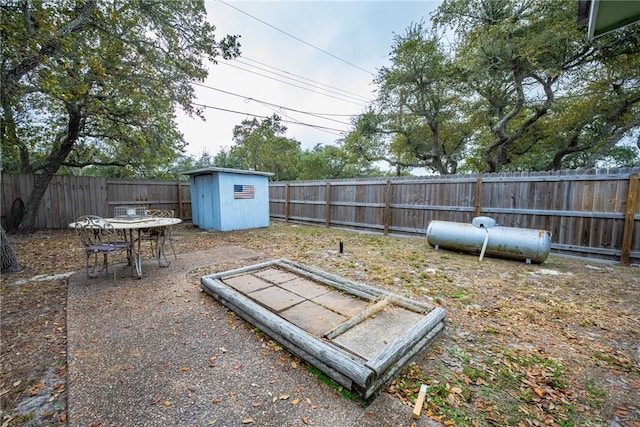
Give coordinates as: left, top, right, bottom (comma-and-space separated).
475, 176, 483, 217
284, 183, 290, 222
325, 182, 331, 227
621, 173, 639, 265
413, 384, 427, 419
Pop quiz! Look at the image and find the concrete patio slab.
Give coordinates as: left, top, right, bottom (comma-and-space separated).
248, 285, 305, 312
253, 267, 298, 284
280, 300, 348, 336
313, 291, 370, 317
332, 306, 424, 359
224, 274, 272, 293
279, 276, 332, 299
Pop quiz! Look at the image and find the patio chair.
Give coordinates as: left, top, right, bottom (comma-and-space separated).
141, 209, 177, 265
74, 215, 133, 282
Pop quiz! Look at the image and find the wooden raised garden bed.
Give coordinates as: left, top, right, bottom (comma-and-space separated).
200, 259, 445, 399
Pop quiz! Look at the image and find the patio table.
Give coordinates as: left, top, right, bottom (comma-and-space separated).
70, 216, 182, 279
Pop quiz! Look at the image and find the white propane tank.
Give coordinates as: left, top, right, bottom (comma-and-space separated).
426, 217, 551, 264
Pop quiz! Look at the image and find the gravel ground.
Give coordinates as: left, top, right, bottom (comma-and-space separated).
66, 244, 441, 427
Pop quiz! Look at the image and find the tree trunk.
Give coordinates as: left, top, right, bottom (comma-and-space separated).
18, 103, 82, 234
1, 226, 22, 274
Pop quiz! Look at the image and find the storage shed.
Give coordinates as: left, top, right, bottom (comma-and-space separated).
182, 167, 274, 231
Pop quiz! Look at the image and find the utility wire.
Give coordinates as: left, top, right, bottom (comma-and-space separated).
193, 82, 354, 126
217, 0, 374, 77
193, 102, 350, 135
219, 61, 368, 107
242, 56, 372, 102
234, 57, 370, 104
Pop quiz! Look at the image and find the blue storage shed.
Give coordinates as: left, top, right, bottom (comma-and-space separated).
182, 167, 274, 231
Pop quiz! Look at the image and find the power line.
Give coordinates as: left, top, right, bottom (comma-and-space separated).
219, 61, 368, 107
193, 82, 354, 126
233, 57, 370, 104
242, 56, 372, 103
217, 0, 374, 77
193, 102, 350, 135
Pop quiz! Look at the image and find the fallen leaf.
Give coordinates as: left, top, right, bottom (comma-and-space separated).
252, 402, 261, 407
26, 383, 45, 396
301, 416, 309, 424
291, 398, 300, 405
279, 394, 290, 400
242, 418, 254, 424
533, 387, 543, 398
615, 407, 629, 417
162, 401, 171, 407
151, 396, 163, 405
211, 398, 222, 404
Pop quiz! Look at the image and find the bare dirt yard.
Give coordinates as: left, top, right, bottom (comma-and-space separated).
1, 220, 639, 426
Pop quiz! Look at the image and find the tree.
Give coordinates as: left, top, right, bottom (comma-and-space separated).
344, 23, 468, 175
213, 147, 243, 169
230, 115, 300, 181
0, 0, 240, 233
435, 0, 640, 172
297, 143, 383, 180
1, 226, 21, 274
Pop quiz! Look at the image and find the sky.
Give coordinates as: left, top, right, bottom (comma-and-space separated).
176, 0, 441, 162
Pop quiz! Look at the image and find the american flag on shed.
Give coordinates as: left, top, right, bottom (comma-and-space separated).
234, 184, 255, 199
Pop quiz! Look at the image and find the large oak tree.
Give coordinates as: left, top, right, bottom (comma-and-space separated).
1, 0, 240, 233
346, 0, 639, 174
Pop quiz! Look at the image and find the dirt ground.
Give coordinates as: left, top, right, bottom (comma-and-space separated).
1, 220, 639, 426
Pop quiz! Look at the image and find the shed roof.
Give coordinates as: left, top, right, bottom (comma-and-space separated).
181, 167, 274, 177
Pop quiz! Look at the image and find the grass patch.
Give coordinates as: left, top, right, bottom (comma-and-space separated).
305, 365, 366, 405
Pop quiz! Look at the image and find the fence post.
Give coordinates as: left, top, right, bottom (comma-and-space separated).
384, 180, 391, 235
325, 182, 331, 228
176, 180, 183, 219
284, 183, 290, 223
620, 173, 639, 266
474, 176, 483, 218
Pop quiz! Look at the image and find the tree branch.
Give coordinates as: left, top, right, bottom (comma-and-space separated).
1, 0, 97, 102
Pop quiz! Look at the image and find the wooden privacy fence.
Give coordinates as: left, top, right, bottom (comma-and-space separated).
1, 173, 191, 230
269, 168, 640, 265
3, 168, 639, 265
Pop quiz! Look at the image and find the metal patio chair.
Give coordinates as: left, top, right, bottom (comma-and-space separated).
140, 209, 177, 266
74, 215, 133, 282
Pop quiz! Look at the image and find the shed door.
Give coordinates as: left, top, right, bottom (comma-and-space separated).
195, 174, 215, 229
